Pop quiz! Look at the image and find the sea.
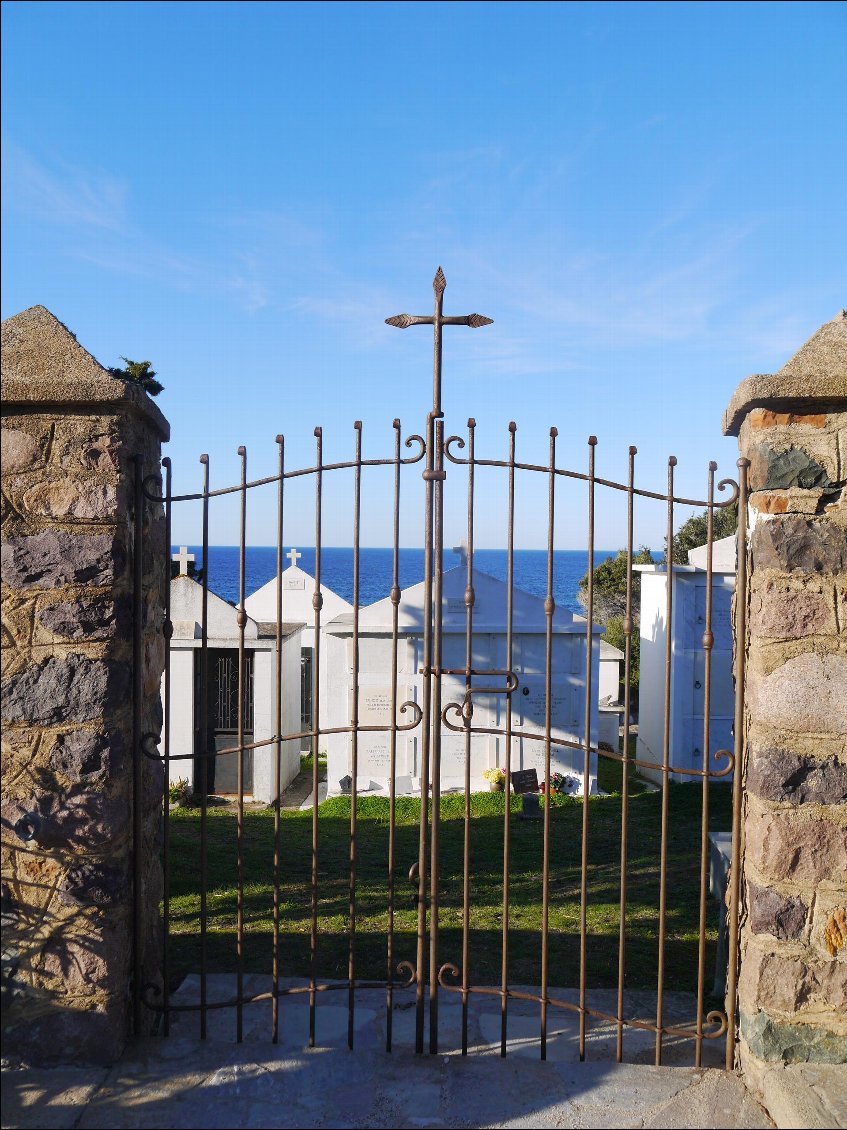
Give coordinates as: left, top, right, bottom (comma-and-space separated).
177, 547, 626, 615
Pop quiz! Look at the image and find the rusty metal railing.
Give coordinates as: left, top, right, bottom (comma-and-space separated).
132, 268, 747, 1070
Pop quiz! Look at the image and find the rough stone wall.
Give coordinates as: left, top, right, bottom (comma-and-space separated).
725, 313, 847, 1089
1, 307, 169, 1065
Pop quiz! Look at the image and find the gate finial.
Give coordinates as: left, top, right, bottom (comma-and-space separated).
385, 269, 493, 415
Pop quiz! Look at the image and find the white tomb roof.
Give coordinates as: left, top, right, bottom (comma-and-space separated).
686, 534, 737, 572
170, 575, 302, 642
171, 574, 258, 640
244, 564, 352, 626
599, 639, 625, 661
634, 534, 737, 576
326, 564, 598, 636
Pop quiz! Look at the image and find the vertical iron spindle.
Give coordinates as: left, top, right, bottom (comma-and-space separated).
655, 455, 677, 1065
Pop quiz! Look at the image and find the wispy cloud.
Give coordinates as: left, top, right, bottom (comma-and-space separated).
3, 140, 128, 230
3, 140, 328, 314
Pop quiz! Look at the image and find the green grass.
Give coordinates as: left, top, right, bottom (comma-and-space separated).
298, 750, 327, 778
166, 779, 732, 998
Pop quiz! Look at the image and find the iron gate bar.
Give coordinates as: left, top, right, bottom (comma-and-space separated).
160, 447, 736, 510
579, 436, 598, 1061
615, 445, 637, 1062
162, 456, 173, 1037
429, 416, 446, 1054
656, 456, 677, 1065
199, 453, 210, 1039
501, 420, 517, 1058
385, 267, 494, 1054
385, 419, 403, 1052
541, 426, 557, 1060
726, 458, 750, 1071
154, 703, 424, 765
695, 460, 717, 1067
349, 421, 363, 1049
414, 409, 433, 1055
440, 711, 733, 776
272, 435, 284, 1043
460, 418, 476, 1056
310, 427, 323, 1048
236, 447, 248, 1043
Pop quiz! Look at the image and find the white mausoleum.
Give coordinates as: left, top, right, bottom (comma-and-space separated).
165, 554, 303, 802
322, 562, 602, 797
244, 550, 353, 747
598, 638, 625, 749
635, 535, 736, 784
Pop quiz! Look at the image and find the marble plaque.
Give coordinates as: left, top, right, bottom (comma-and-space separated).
516, 685, 573, 733
359, 733, 391, 777
359, 686, 392, 725
284, 575, 306, 590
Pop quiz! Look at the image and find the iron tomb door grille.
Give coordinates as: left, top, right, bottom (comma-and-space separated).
135, 269, 747, 1070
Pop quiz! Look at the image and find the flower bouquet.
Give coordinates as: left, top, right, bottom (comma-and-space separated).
483, 766, 506, 792
540, 772, 578, 800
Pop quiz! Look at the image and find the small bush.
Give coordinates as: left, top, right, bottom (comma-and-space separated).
168, 777, 191, 806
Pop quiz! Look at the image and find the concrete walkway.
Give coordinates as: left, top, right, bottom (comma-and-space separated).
2, 977, 776, 1130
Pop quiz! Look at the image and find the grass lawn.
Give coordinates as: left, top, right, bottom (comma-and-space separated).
298, 749, 327, 779
167, 767, 732, 1001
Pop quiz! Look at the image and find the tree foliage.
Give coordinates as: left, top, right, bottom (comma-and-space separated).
667, 505, 738, 564
577, 546, 655, 623
108, 357, 164, 397
602, 615, 641, 691
578, 506, 738, 697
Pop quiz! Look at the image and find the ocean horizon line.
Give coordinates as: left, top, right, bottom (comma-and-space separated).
171, 546, 641, 613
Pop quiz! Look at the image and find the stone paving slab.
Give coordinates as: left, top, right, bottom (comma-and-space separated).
1, 1068, 107, 1130
1, 978, 776, 1130
2, 1050, 773, 1130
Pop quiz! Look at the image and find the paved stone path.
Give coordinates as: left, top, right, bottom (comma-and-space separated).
3, 977, 776, 1129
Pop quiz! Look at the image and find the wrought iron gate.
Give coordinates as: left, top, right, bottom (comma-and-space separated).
136, 269, 747, 1069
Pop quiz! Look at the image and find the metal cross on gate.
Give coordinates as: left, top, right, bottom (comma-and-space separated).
387, 268, 493, 1054
386, 266, 492, 416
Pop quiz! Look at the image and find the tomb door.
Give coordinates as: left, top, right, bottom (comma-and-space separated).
195, 648, 254, 795
300, 647, 313, 751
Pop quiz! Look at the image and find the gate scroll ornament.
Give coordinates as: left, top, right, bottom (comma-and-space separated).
136, 268, 747, 1072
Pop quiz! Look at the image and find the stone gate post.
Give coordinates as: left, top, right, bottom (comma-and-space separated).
1, 307, 169, 1064
723, 312, 847, 1093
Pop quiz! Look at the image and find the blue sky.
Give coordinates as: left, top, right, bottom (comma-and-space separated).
3, 1, 844, 549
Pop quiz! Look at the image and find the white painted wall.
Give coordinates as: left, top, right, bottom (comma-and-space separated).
166, 649, 195, 788
598, 649, 623, 703
323, 627, 600, 796
636, 567, 736, 785
251, 633, 302, 803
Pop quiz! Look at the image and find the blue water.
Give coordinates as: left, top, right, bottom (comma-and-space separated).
176, 547, 621, 615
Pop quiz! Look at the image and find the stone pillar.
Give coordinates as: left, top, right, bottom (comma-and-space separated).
723, 312, 847, 1090
1, 307, 169, 1064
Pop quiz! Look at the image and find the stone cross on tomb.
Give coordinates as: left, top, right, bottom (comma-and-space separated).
172, 546, 195, 576
287, 548, 302, 567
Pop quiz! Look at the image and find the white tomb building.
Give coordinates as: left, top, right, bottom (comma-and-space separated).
244, 549, 353, 747
322, 561, 602, 797
635, 535, 736, 785
165, 549, 304, 802
598, 639, 625, 749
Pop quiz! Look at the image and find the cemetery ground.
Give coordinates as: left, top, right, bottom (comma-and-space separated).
166, 756, 730, 1000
